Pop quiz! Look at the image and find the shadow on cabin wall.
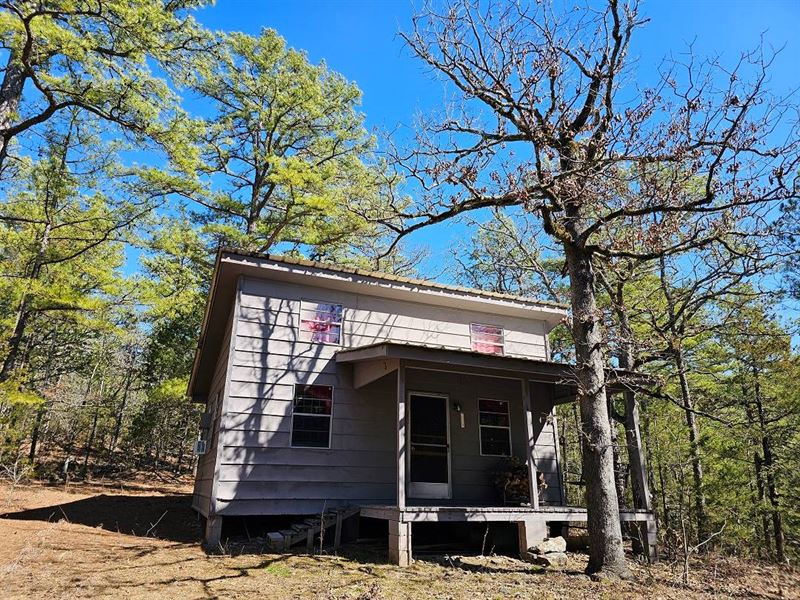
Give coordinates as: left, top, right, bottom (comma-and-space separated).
220, 282, 399, 519
210, 277, 566, 540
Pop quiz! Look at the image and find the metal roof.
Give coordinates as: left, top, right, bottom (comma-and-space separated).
219, 247, 568, 311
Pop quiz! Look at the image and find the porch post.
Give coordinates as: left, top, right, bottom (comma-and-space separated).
520, 378, 539, 509
624, 391, 652, 511
203, 515, 223, 551
397, 366, 406, 510
624, 390, 658, 561
517, 518, 547, 557
388, 519, 412, 566
644, 514, 659, 563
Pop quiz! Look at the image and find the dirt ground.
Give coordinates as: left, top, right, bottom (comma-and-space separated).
0, 481, 797, 600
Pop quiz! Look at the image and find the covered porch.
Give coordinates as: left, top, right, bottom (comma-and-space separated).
336, 342, 657, 566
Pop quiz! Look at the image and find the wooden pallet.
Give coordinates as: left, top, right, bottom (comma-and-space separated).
265, 506, 360, 553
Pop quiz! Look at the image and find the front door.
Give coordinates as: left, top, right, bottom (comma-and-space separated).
408, 392, 451, 499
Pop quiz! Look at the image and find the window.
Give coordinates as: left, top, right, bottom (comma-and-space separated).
291, 384, 333, 448
478, 399, 512, 456
202, 391, 221, 448
470, 323, 504, 355
300, 300, 343, 344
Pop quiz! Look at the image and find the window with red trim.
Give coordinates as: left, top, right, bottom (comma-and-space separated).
300, 301, 343, 344
470, 323, 504, 355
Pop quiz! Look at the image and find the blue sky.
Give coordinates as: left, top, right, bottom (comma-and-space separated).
190, 0, 799, 278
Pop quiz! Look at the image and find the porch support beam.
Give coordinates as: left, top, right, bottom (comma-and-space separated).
353, 358, 399, 389
396, 366, 407, 510
625, 391, 653, 512
388, 519, 412, 566
517, 517, 547, 556
521, 378, 540, 509
360, 505, 653, 523
623, 390, 658, 562
202, 515, 223, 552
642, 515, 658, 562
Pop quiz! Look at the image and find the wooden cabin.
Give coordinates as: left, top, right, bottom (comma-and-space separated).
189, 249, 656, 564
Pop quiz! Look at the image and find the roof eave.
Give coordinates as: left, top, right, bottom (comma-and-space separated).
186, 248, 224, 402
218, 248, 568, 329
219, 246, 569, 313
336, 342, 652, 392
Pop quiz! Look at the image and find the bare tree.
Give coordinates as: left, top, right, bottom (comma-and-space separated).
382, 0, 799, 578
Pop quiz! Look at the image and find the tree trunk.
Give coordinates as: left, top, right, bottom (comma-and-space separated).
623, 391, 652, 509
754, 451, 771, 556
2, 295, 34, 380
0, 51, 25, 173
572, 402, 583, 480
641, 402, 657, 511
674, 349, 708, 543
108, 359, 135, 460
1, 186, 54, 381
28, 403, 47, 463
565, 243, 630, 578
654, 425, 671, 531
175, 413, 192, 475
82, 405, 99, 479
560, 413, 569, 505
1, 113, 78, 380
753, 370, 785, 562
607, 396, 627, 507
742, 384, 772, 558
82, 375, 105, 479
614, 304, 652, 514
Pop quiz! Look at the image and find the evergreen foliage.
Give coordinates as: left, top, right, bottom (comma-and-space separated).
0, 0, 797, 568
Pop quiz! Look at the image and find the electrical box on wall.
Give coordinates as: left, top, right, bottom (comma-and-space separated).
193, 439, 207, 456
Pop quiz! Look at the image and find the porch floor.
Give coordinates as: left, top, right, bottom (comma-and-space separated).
360, 504, 657, 566
361, 504, 653, 523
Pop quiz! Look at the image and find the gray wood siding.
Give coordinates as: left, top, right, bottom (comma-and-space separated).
217, 365, 397, 515
237, 277, 549, 359
192, 305, 234, 516
405, 370, 562, 505
211, 275, 560, 516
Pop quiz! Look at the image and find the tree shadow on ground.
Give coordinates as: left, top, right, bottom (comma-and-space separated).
0, 493, 200, 543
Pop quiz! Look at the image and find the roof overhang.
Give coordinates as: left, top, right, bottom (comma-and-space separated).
188, 250, 235, 402
336, 342, 648, 404
218, 249, 567, 325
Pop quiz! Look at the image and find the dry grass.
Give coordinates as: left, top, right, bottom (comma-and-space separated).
0, 481, 797, 599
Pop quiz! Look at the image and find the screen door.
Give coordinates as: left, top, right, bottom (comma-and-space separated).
408, 392, 451, 499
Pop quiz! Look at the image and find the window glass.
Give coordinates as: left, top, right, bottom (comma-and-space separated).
300, 301, 344, 344
470, 323, 504, 355
478, 398, 511, 456
291, 384, 333, 448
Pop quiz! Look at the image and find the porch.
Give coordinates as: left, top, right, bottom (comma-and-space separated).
336, 342, 657, 566
360, 505, 656, 566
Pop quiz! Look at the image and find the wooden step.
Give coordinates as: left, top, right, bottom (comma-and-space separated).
264, 507, 362, 553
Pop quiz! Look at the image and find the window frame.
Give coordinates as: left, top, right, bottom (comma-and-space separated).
298, 299, 345, 346
290, 383, 334, 449
204, 390, 221, 448
477, 398, 513, 457
469, 322, 505, 356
